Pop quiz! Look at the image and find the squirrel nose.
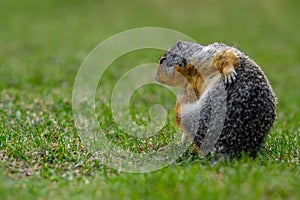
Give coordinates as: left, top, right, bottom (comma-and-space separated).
155, 71, 165, 83
155, 72, 162, 82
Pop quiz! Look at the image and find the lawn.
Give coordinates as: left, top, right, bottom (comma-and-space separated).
0, 0, 300, 199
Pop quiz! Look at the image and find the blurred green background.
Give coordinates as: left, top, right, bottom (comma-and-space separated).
0, 0, 299, 199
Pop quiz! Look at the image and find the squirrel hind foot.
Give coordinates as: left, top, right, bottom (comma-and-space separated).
181, 132, 195, 147
213, 49, 239, 84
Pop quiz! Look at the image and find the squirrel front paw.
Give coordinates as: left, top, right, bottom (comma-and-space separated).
223, 66, 237, 84
213, 49, 239, 84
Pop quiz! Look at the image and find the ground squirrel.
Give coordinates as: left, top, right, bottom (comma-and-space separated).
155, 41, 277, 158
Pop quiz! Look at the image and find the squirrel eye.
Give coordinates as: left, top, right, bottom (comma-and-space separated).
159, 56, 167, 65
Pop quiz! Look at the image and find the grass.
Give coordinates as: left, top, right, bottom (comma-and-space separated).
0, 0, 300, 199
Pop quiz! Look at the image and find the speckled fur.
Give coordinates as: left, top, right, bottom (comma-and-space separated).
156, 41, 277, 158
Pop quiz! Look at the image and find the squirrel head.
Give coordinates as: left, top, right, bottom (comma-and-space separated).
155, 41, 204, 86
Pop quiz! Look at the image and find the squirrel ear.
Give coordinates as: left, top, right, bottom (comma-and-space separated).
177, 58, 187, 67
